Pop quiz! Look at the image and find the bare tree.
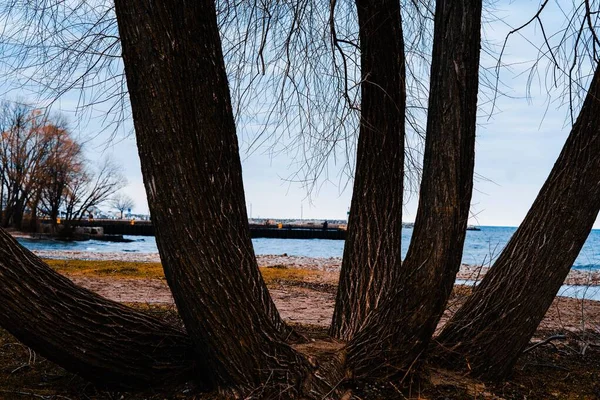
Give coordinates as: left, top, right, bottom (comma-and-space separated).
114, 0, 327, 395
38, 122, 84, 230
0, 103, 54, 229
1, 0, 600, 398
110, 192, 135, 219
0, 0, 433, 192
432, 1, 600, 380
63, 158, 125, 225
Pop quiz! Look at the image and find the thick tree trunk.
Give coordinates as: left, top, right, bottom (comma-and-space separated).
0, 227, 195, 390
330, 0, 406, 341
0, 170, 4, 223
347, 0, 482, 380
114, 0, 317, 395
437, 61, 600, 380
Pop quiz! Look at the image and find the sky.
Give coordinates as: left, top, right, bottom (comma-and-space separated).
1, 1, 596, 228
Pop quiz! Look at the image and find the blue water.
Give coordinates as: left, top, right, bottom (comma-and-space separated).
456, 279, 600, 301
16, 226, 600, 270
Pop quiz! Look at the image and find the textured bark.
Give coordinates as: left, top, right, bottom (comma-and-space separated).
0, 227, 195, 390
347, 0, 482, 379
437, 60, 600, 380
330, 0, 406, 341
114, 0, 316, 394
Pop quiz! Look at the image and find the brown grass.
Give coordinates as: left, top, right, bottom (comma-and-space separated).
44, 259, 166, 280
44, 258, 327, 286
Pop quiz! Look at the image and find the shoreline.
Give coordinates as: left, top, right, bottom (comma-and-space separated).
32, 249, 600, 287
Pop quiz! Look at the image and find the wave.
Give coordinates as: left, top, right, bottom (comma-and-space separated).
571, 263, 600, 270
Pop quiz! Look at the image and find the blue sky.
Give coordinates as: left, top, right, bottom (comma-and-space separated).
1, 1, 596, 227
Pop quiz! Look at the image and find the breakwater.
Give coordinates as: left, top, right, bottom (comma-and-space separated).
76, 220, 347, 240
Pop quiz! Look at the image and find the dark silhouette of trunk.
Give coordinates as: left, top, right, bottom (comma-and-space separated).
29, 192, 41, 232
12, 197, 24, 229
437, 60, 600, 380
0, 166, 4, 223
347, 0, 482, 380
49, 202, 60, 232
114, 0, 317, 395
44, 177, 67, 232
0, 227, 195, 390
1, 202, 11, 227
330, 0, 406, 341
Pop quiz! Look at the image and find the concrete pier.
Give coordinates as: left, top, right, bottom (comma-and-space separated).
76, 220, 347, 240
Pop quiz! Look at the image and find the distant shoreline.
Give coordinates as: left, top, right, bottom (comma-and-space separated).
11, 229, 600, 288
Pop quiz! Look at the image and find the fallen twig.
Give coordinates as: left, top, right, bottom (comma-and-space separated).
523, 334, 567, 354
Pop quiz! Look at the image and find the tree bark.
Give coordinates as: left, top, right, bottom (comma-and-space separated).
330, 0, 406, 341
347, 0, 482, 380
114, 0, 316, 395
437, 60, 600, 380
0, 166, 4, 223
0, 227, 195, 390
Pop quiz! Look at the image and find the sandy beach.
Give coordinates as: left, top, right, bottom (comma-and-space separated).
32, 249, 600, 286
26, 248, 600, 330
3, 245, 599, 399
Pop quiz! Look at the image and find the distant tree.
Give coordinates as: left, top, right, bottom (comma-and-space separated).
0, 103, 53, 229
0, 102, 108, 232
62, 158, 125, 226
38, 122, 83, 230
110, 193, 134, 219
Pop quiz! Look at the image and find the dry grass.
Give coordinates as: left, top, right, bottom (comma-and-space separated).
44, 259, 166, 280
44, 259, 326, 286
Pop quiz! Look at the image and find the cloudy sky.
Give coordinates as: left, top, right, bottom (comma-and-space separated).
2, 1, 596, 227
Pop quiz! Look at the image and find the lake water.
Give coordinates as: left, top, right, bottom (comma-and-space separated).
15, 225, 600, 270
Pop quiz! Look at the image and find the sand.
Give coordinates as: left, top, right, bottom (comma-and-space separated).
27, 249, 600, 331
33, 250, 600, 286
69, 274, 600, 332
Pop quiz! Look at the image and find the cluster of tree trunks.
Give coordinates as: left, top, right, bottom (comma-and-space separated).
0, 0, 599, 398
346, 0, 482, 380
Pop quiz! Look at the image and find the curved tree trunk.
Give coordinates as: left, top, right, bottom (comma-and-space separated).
114, 0, 317, 395
0, 168, 4, 223
347, 0, 482, 379
330, 0, 406, 341
0, 228, 195, 390
437, 60, 600, 380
